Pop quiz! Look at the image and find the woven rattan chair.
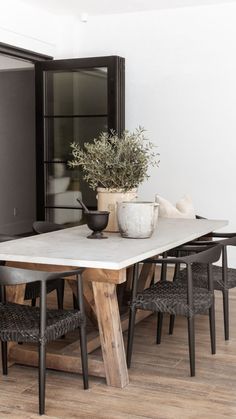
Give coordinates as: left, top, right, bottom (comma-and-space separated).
0, 265, 88, 415
163, 215, 215, 336
0, 228, 65, 309
126, 244, 222, 377
173, 234, 236, 341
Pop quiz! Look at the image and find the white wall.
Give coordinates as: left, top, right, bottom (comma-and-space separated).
1, 1, 236, 260
74, 3, 236, 231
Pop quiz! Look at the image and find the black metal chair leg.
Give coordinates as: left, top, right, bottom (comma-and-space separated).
1, 341, 8, 375
56, 279, 64, 310
117, 282, 126, 310
126, 308, 137, 368
222, 290, 229, 341
73, 294, 79, 310
57, 280, 65, 345
187, 317, 195, 377
169, 314, 175, 335
39, 341, 46, 415
209, 305, 216, 355
39, 280, 46, 416
76, 273, 89, 389
79, 326, 89, 389
31, 298, 36, 307
156, 312, 163, 344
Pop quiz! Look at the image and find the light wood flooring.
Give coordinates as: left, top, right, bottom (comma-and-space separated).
1, 282, 236, 418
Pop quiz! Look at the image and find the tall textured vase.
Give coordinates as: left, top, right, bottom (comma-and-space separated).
97, 188, 137, 232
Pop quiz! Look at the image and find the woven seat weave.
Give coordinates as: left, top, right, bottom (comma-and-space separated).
0, 302, 85, 343
177, 263, 236, 291
131, 281, 213, 318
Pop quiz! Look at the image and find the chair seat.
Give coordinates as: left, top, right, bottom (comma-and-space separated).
131, 281, 213, 318
0, 302, 85, 343
177, 264, 236, 290
24, 278, 64, 300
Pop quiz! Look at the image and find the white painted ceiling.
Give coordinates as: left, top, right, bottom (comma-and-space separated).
23, 0, 236, 16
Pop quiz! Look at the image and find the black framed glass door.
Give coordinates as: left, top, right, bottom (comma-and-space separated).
35, 56, 125, 225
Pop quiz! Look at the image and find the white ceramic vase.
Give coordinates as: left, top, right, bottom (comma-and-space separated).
97, 188, 138, 232
117, 201, 159, 238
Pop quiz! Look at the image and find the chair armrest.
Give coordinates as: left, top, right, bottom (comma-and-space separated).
0, 266, 85, 286
186, 236, 236, 247
47, 268, 84, 280
184, 240, 219, 246
208, 232, 236, 238
143, 244, 221, 265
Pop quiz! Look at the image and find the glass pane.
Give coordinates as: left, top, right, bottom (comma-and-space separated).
44, 68, 108, 116
45, 164, 96, 209
46, 207, 85, 226
44, 116, 108, 161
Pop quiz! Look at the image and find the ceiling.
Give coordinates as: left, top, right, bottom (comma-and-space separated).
23, 0, 236, 17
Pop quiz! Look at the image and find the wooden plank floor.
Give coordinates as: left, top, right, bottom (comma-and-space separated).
1, 283, 236, 418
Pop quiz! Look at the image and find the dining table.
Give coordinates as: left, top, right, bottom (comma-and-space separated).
0, 217, 227, 388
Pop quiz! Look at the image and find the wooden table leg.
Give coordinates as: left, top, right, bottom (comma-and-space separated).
92, 281, 129, 388
6, 284, 26, 303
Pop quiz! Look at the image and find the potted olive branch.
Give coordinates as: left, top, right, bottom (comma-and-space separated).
69, 127, 160, 231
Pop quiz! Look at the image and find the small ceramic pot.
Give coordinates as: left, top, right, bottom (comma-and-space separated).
117, 201, 159, 239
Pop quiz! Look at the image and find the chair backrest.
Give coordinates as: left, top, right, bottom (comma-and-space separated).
178, 244, 222, 266
0, 265, 84, 286
33, 221, 64, 234
189, 235, 236, 247
0, 234, 19, 243
218, 236, 236, 247
146, 244, 222, 266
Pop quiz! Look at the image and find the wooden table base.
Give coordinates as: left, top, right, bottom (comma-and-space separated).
6, 261, 154, 388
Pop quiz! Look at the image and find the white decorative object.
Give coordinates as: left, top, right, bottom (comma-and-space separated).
97, 188, 137, 232
52, 191, 83, 224
155, 194, 195, 219
48, 177, 70, 194
53, 158, 66, 178
117, 201, 159, 238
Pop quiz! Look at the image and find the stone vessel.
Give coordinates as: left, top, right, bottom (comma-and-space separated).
117, 201, 159, 239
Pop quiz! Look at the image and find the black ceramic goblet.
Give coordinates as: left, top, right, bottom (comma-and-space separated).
85, 211, 110, 239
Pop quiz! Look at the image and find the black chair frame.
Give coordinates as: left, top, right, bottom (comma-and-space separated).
0, 265, 88, 415
127, 244, 222, 377
170, 234, 236, 340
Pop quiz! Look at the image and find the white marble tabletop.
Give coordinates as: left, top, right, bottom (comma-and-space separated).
0, 218, 227, 270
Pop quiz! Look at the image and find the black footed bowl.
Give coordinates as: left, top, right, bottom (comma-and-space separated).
85, 211, 110, 239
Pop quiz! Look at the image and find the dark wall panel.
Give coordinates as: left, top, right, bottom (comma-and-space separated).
0, 68, 35, 234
